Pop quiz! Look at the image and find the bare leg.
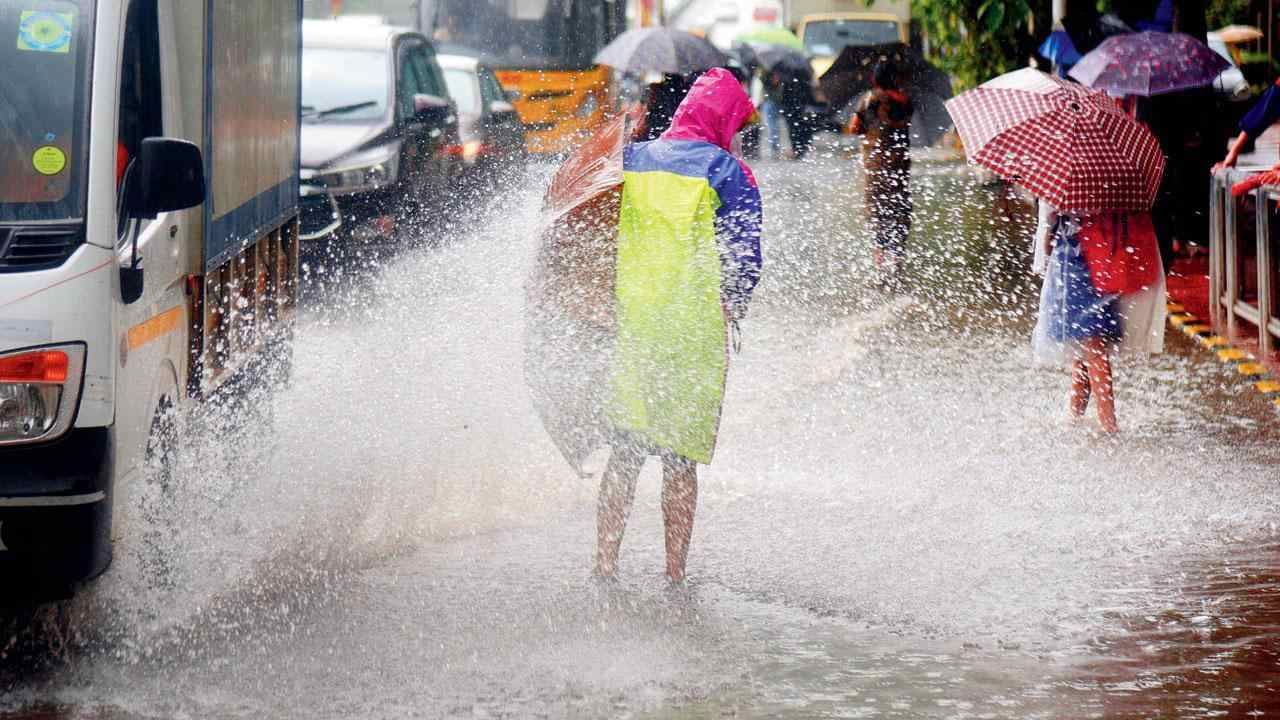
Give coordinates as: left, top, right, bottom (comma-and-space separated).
661, 455, 698, 584
595, 444, 644, 578
1070, 357, 1091, 418
1082, 337, 1119, 433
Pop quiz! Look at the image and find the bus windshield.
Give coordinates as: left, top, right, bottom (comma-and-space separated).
803, 18, 901, 57
428, 0, 624, 70
0, 0, 92, 222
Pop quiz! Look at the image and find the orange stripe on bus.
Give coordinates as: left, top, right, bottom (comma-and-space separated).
127, 306, 184, 351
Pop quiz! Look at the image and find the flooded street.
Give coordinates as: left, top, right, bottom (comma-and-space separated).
3, 151, 1280, 718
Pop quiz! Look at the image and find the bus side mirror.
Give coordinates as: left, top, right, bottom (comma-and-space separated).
120, 265, 145, 304
128, 137, 205, 219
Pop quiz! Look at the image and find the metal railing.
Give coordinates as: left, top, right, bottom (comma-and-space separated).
1209, 170, 1280, 355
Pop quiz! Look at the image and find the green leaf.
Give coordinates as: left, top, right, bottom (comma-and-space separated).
984, 1, 1006, 33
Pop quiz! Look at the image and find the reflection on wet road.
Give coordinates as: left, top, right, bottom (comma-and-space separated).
2, 150, 1279, 718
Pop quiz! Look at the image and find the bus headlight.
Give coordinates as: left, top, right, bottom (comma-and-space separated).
0, 344, 85, 446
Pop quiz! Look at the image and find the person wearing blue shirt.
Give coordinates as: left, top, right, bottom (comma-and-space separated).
1216, 78, 1280, 170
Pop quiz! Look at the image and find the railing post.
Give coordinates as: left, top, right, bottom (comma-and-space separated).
1260, 188, 1276, 356
1210, 173, 1224, 329
1225, 183, 1240, 339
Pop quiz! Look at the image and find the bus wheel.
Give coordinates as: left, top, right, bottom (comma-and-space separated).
139, 396, 179, 589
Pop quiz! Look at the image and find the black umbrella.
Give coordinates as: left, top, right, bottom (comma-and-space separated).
727, 42, 759, 71
755, 46, 812, 76
722, 43, 759, 84
1062, 11, 1134, 57
819, 43, 953, 147
594, 28, 729, 76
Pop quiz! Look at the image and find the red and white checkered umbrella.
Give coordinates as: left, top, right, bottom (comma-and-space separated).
944, 68, 1165, 212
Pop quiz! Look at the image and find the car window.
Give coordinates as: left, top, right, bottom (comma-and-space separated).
397, 43, 428, 118
444, 68, 481, 114
409, 44, 446, 98
480, 70, 507, 105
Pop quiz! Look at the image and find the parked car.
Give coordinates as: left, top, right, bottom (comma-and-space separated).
437, 49, 528, 190
300, 19, 460, 246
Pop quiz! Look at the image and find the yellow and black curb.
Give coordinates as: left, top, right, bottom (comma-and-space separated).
1167, 301, 1280, 410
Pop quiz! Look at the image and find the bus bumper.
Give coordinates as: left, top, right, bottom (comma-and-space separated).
0, 427, 114, 603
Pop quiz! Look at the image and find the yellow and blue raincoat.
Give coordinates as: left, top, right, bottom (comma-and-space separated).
610, 68, 762, 464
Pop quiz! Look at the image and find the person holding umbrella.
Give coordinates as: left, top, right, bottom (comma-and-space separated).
847, 61, 914, 282
947, 69, 1167, 433
596, 68, 762, 583
594, 27, 731, 141
820, 45, 953, 283
1069, 31, 1229, 270
758, 46, 819, 159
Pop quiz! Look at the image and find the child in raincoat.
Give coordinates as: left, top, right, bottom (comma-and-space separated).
597, 68, 762, 584
1032, 202, 1165, 433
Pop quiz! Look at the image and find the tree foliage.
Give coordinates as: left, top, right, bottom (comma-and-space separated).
1204, 0, 1255, 28
912, 0, 1052, 90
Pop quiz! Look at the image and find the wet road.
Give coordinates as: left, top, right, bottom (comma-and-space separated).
3, 148, 1280, 718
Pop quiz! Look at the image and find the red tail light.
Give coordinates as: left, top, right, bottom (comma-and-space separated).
0, 350, 69, 384
444, 142, 491, 160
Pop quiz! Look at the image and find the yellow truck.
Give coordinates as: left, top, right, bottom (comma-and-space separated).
794, 2, 911, 77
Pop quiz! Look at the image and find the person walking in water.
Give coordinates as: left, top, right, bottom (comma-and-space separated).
847, 61, 913, 284
597, 68, 762, 584
1032, 203, 1165, 434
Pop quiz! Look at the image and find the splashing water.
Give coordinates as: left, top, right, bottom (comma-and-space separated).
2, 149, 1279, 718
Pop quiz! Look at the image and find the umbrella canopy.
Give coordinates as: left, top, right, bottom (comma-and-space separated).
727, 42, 759, 70
594, 27, 729, 76
1069, 31, 1230, 97
526, 111, 639, 474
1038, 28, 1082, 68
1217, 24, 1264, 44
755, 46, 811, 75
945, 68, 1165, 213
819, 43, 953, 147
735, 26, 804, 50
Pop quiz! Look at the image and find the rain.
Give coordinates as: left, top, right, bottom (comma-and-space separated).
3, 0, 1280, 718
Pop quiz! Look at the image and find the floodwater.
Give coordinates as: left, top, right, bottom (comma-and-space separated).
2, 147, 1280, 719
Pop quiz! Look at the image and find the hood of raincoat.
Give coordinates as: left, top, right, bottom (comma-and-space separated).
661, 67, 756, 152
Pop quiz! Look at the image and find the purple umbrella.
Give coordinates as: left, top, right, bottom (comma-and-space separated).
1069, 31, 1229, 97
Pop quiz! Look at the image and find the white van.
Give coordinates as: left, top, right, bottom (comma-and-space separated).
0, 0, 301, 602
